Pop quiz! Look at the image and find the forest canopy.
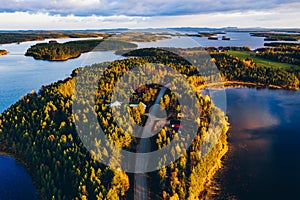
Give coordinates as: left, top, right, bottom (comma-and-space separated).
0, 48, 228, 200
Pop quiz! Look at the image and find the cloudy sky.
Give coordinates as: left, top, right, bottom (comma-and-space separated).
0, 0, 299, 30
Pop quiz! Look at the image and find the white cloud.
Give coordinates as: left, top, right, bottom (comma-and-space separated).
0, 0, 299, 16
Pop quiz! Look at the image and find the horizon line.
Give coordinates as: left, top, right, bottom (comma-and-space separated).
0, 27, 300, 32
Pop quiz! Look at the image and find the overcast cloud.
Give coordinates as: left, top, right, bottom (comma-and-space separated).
0, 0, 299, 16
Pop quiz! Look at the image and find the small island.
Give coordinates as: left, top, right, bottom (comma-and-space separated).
208, 36, 218, 40
0, 49, 8, 56
222, 36, 230, 40
25, 39, 137, 61
186, 32, 217, 38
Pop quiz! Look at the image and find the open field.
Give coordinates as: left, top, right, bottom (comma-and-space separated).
225, 51, 300, 69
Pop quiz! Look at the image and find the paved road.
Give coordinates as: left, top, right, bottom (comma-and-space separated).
134, 86, 169, 200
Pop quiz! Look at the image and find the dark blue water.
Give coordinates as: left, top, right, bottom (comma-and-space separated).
216, 88, 300, 200
0, 155, 38, 200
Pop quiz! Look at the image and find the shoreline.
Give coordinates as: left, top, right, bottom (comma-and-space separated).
0, 81, 293, 200
0, 117, 230, 200
28, 53, 82, 62
198, 123, 229, 199
197, 81, 298, 91
196, 81, 297, 199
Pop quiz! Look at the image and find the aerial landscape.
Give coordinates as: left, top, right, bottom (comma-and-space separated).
0, 1, 300, 200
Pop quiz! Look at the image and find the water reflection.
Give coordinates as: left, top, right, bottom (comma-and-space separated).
215, 88, 300, 200
228, 88, 280, 130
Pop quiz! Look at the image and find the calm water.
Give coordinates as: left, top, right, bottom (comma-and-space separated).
215, 88, 300, 200
0, 32, 299, 199
194, 32, 266, 50
0, 155, 38, 200
137, 32, 267, 50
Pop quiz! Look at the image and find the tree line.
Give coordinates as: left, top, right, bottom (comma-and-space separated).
256, 44, 300, 66
25, 40, 137, 61
209, 52, 299, 90
0, 32, 111, 45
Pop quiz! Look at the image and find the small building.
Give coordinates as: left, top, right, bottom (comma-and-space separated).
109, 101, 122, 107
